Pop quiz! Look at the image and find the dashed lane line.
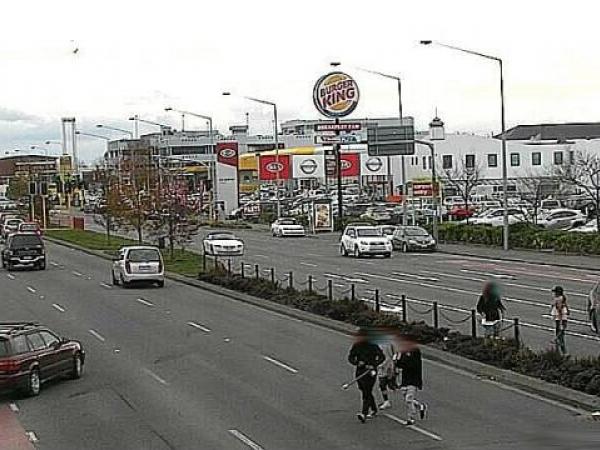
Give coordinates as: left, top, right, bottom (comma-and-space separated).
228, 429, 265, 450
187, 321, 211, 333
88, 329, 106, 342
262, 355, 299, 374
143, 368, 168, 386
300, 262, 317, 267
6, 274, 15, 280
383, 413, 442, 441
72, 270, 83, 277
26, 286, 36, 293
52, 303, 66, 313
100, 282, 112, 289
136, 298, 154, 307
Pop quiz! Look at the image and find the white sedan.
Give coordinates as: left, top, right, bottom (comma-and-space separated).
537, 209, 587, 230
271, 218, 306, 237
203, 232, 244, 256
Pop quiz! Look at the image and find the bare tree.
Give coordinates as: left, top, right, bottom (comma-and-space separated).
441, 154, 482, 220
554, 149, 600, 232
518, 167, 558, 224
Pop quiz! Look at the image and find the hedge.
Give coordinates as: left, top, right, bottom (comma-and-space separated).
439, 223, 600, 255
199, 270, 600, 397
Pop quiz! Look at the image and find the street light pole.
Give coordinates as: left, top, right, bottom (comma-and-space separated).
420, 40, 509, 250
96, 124, 134, 139
415, 140, 438, 241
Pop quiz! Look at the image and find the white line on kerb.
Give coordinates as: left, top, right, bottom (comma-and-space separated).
136, 298, 154, 307
26, 286, 36, 293
383, 413, 442, 441
26, 431, 39, 443
143, 368, 168, 385
228, 429, 264, 450
9, 402, 19, 412
52, 303, 66, 313
6, 274, 15, 280
88, 329, 106, 342
187, 321, 211, 333
262, 355, 298, 374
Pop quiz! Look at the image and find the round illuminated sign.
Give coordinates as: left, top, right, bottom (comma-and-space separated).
365, 157, 383, 172
313, 71, 360, 118
299, 158, 318, 175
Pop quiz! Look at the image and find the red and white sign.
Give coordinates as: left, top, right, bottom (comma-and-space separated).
216, 142, 239, 167
259, 155, 291, 181
341, 153, 360, 177
314, 122, 362, 132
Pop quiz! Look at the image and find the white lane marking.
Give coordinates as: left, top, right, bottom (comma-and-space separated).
262, 355, 298, 374
425, 270, 486, 283
72, 270, 83, 277
334, 283, 346, 288
26, 431, 39, 443
9, 402, 19, 412
461, 269, 515, 280
300, 262, 317, 267
187, 321, 211, 333
392, 271, 439, 282
383, 413, 442, 441
100, 282, 112, 289
88, 329, 106, 342
344, 277, 369, 284
541, 314, 589, 326
136, 298, 154, 307
52, 303, 66, 313
26, 286, 37, 293
228, 429, 264, 450
50, 261, 59, 267
254, 254, 268, 258
143, 368, 168, 385
6, 274, 15, 280
324, 273, 342, 279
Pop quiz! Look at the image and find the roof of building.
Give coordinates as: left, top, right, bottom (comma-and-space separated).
497, 122, 600, 141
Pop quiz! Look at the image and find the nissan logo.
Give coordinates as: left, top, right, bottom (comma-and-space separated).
299, 158, 318, 175
219, 148, 236, 158
365, 157, 383, 172
266, 162, 284, 173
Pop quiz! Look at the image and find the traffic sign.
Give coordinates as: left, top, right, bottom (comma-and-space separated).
314, 122, 362, 132
367, 120, 415, 156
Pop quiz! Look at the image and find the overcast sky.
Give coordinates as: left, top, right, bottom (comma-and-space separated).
2, 0, 599, 162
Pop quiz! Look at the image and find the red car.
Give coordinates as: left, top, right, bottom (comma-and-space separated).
0, 322, 85, 396
18, 222, 42, 236
449, 205, 476, 219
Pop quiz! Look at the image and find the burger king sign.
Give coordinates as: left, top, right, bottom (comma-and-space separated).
313, 72, 359, 118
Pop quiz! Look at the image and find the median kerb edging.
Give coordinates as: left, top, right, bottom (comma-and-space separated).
45, 236, 600, 413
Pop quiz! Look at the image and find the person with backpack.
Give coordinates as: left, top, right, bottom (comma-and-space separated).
476, 281, 506, 339
348, 328, 385, 423
551, 286, 570, 355
588, 282, 600, 334
395, 334, 427, 425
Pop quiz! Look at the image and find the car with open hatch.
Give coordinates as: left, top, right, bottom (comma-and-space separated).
202, 232, 244, 257
112, 245, 165, 287
340, 224, 392, 258
1, 232, 46, 270
0, 322, 85, 396
271, 218, 306, 237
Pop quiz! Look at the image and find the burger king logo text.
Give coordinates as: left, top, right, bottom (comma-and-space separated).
313, 71, 359, 118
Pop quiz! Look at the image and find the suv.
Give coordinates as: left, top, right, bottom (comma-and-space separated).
2, 232, 46, 270
0, 322, 84, 396
112, 246, 165, 287
340, 225, 392, 258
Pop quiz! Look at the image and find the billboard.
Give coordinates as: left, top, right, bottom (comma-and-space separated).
216, 142, 238, 167
360, 154, 388, 176
313, 72, 360, 118
367, 119, 415, 156
293, 155, 325, 179
312, 200, 333, 233
259, 155, 291, 181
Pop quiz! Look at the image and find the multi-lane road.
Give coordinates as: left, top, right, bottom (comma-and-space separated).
1, 241, 598, 449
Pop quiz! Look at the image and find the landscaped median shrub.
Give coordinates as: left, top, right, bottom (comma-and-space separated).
438, 222, 600, 255
199, 269, 600, 398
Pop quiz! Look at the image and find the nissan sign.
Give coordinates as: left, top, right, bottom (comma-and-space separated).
313, 72, 360, 118
299, 158, 318, 175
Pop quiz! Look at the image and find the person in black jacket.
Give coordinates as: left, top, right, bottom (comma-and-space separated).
395, 334, 427, 425
348, 328, 385, 423
476, 281, 506, 338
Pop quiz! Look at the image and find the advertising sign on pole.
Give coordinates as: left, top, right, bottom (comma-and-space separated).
314, 122, 362, 132
216, 142, 239, 167
259, 155, 291, 181
367, 118, 415, 156
360, 154, 388, 176
292, 155, 325, 179
313, 72, 360, 118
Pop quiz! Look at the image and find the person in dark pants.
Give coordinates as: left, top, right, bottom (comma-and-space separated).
476, 281, 506, 339
348, 328, 385, 423
395, 334, 427, 425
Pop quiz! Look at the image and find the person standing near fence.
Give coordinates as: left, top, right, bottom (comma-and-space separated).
476, 281, 506, 339
395, 334, 427, 425
588, 282, 600, 334
348, 328, 385, 423
551, 286, 570, 355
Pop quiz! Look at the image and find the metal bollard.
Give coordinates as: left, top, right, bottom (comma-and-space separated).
227, 258, 231, 275
254, 264, 259, 280
513, 318, 520, 345
351, 284, 356, 301
401, 294, 407, 322
471, 309, 477, 338
202, 254, 206, 272
288, 271, 293, 290
375, 289, 380, 313
241, 262, 245, 278
327, 279, 333, 300
270, 268, 275, 284
214, 256, 218, 271
433, 302, 439, 329
308, 275, 313, 294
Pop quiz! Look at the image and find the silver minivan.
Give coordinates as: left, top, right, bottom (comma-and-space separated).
112, 246, 165, 287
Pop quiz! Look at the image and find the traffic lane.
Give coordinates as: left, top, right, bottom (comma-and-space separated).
8, 244, 600, 449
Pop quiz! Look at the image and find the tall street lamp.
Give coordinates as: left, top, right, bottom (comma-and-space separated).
420, 40, 509, 251
96, 124, 133, 138
165, 107, 218, 220
222, 92, 280, 218
30, 145, 49, 156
